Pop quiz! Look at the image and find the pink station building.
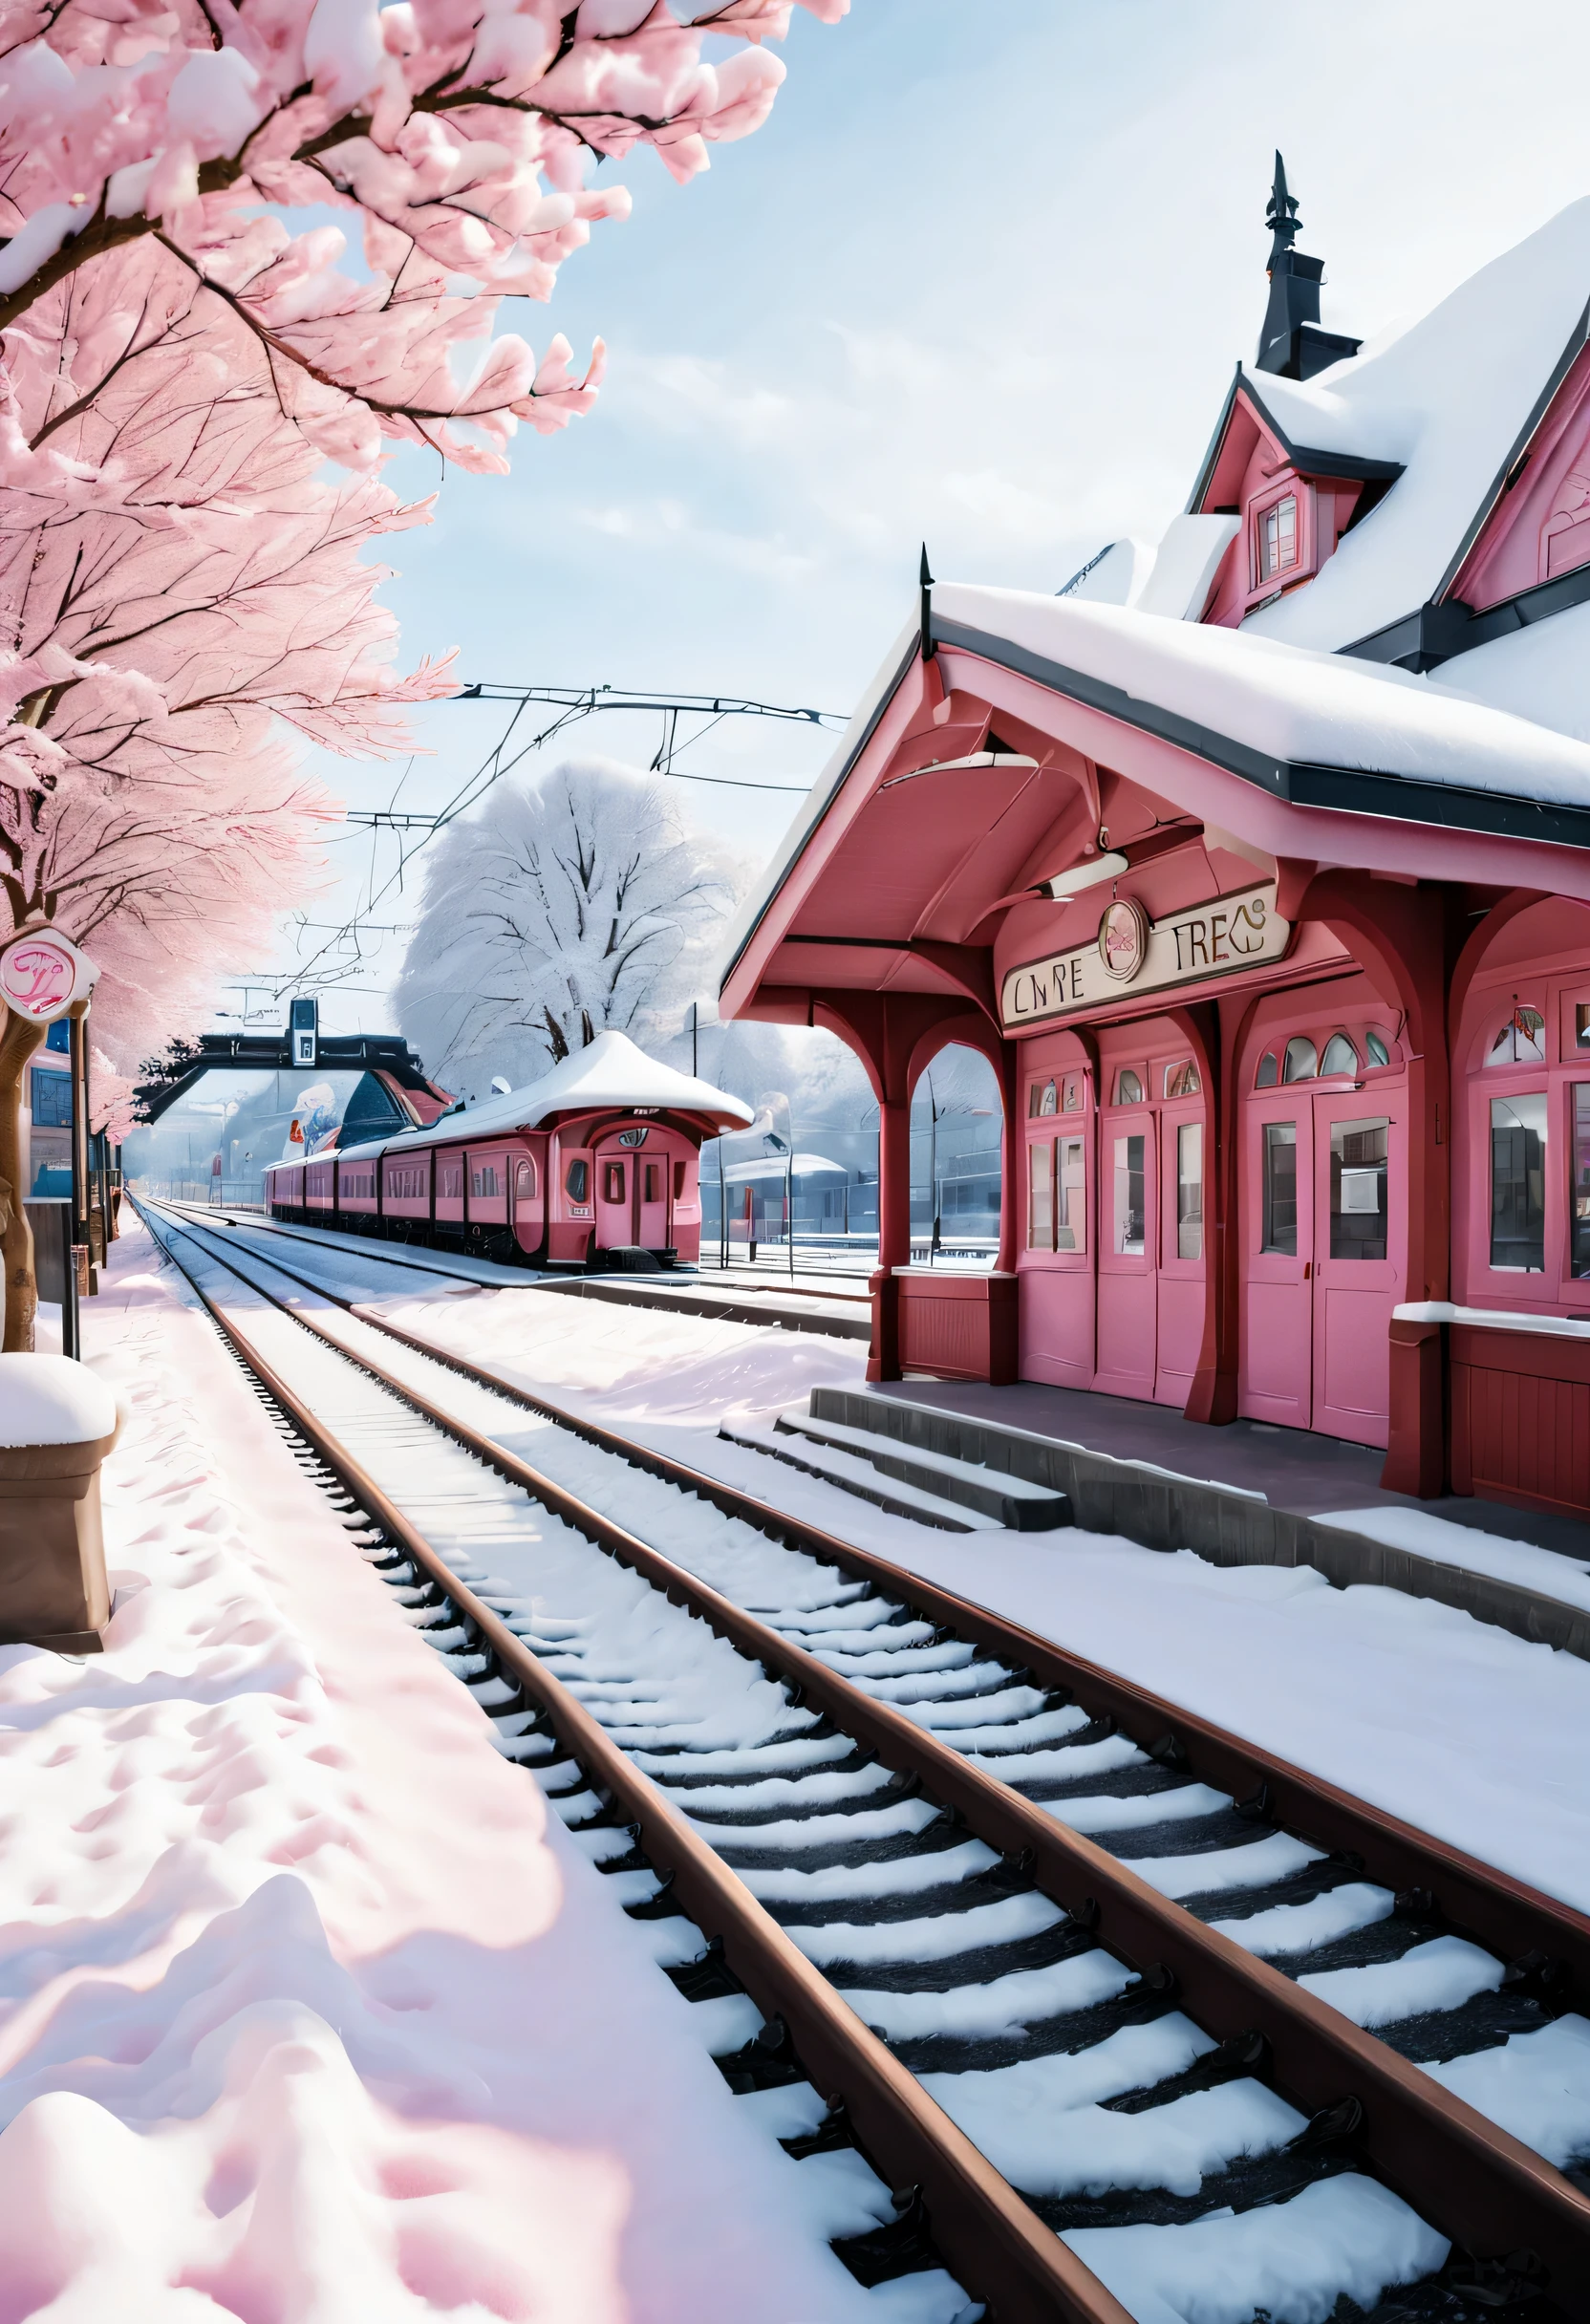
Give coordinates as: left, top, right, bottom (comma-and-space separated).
720, 166, 1590, 1524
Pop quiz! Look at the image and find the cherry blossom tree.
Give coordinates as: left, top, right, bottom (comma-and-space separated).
0, 0, 844, 475
394, 755, 741, 1096
0, 240, 453, 1347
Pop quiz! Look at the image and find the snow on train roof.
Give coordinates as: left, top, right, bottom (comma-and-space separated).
302, 1030, 753, 1166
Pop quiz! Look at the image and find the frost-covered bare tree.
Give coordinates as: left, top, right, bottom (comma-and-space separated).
395, 756, 741, 1096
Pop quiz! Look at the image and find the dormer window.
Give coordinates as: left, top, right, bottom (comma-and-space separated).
1259, 493, 1298, 580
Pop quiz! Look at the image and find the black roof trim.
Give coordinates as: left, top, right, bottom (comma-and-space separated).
1431, 295, 1590, 609
1342, 552, 1590, 673
718, 625, 920, 995
1185, 366, 1405, 516
933, 614, 1590, 851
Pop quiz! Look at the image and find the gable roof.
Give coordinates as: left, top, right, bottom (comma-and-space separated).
1232, 199, 1590, 656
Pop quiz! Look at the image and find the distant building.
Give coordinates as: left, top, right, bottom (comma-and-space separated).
29, 1020, 72, 1194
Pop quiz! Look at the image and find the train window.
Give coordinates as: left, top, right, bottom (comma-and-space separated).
1321, 1033, 1358, 1077
674, 1162, 686, 1199
440, 1163, 462, 1200
565, 1159, 589, 1203
603, 1161, 625, 1204
644, 1162, 660, 1203
471, 1162, 499, 1198
515, 1158, 537, 1202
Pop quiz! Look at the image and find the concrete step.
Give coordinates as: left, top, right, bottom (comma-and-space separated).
718, 1420, 1000, 1534
773, 1408, 1072, 1533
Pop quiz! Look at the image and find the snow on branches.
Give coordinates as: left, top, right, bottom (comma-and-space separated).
395, 754, 742, 1096
0, 0, 846, 470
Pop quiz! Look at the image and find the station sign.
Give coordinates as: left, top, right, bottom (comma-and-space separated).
1000, 883, 1289, 1032
0, 925, 99, 1023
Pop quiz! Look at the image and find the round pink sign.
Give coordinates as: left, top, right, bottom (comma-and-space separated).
1097, 896, 1149, 983
0, 929, 97, 1022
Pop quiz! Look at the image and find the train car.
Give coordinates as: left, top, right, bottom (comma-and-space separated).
264, 1030, 752, 1269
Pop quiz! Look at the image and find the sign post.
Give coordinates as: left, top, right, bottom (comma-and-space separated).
0, 926, 101, 1360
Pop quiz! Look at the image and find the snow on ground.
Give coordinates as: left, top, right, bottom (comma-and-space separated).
1317, 1504, 1590, 1616
365, 1280, 1590, 1919
0, 1219, 904, 2323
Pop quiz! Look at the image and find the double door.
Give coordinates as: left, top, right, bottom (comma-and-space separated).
594, 1137, 674, 1250
1094, 1099, 1207, 1406
1240, 1089, 1405, 1444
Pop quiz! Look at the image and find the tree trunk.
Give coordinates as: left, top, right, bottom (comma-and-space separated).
0, 1005, 41, 1351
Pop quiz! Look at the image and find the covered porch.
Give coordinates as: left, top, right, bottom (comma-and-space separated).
719, 581, 1590, 1500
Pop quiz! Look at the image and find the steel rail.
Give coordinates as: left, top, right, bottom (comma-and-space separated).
143, 1202, 1590, 2303
180, 1201, 1590, 2011
146, 1212, 1131, 2324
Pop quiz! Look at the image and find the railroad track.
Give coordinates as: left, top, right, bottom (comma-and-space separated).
137, 1199, 1590, 2322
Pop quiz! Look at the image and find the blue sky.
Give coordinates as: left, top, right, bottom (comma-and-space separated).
245, 0, 1590, 1035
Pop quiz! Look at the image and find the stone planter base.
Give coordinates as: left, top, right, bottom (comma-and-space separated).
0, 1430, 118, 1652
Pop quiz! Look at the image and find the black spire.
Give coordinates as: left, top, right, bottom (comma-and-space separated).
1256, 152, 1360, 381
1265, 151, 1300, 263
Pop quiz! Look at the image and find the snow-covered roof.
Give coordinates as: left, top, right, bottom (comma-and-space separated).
720, 1151, 847, 1181
1235, 200, 1590, 653
318, 1030, 752, 1165
935, 582, 1590, 806
720, 579, 1590, 1005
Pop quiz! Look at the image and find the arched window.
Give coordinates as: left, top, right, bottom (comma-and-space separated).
1321, 1033, 1358, 1077
1256, 1051, 1278, 1088
1282, 1037, 1318, 1084
1115, 1067, 1144, 1105
1165, 1059, 1200, 1099
516, 1157, 537, 1202
1366, 1028, 1391, 1067
1487, 1007, 1546, 1065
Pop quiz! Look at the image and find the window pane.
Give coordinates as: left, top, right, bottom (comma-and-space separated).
1115, 1067, 1143, 1105
1262, 1122, 1298, 1255
1176, 1122, 1203, 1260
1114, 1132, 1146, 1255
1057, 1135, 1086, 1253
1277, 494, 1297, 568
1366, 1028, 1390, 1067
1165, 1059, 1199, 1099
1283, 1037, 1318, 1084
1063, 1075, 1083, 1112
1256, 1051, 1278, 1088
1321, 1034, 1358, 1077
1330, 1116, 1388, 1260
1491, 1093, 1547, 1272
1028, 1138, 1054, 1250
1039, 1079, 1058, 1116
1575, 1087, 1590, 1279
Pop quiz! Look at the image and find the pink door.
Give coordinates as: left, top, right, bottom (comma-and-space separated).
595, 1151, 630, 1248
1239, 1096, 1314, 1428
1095, 1109, 1157, 1400
637, 1151, 670, 1248
1155, 1104, 1206, 1406
1310, 1095, 1403, 1447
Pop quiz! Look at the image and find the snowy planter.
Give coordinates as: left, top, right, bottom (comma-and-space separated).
0, 1356, 119, 1652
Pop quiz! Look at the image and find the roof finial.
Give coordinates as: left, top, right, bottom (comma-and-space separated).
1265, 150, 1300, 266
1256, 153, 1360, 380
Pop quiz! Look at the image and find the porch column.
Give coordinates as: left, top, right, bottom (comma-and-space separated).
995, 1041, 1019, 1276
869, 1094, 912, 1383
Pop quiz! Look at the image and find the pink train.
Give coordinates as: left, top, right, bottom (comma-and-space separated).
264, 1031, 752, 1269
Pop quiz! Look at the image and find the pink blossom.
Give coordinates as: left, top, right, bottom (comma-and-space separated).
0, 0, 845, 470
